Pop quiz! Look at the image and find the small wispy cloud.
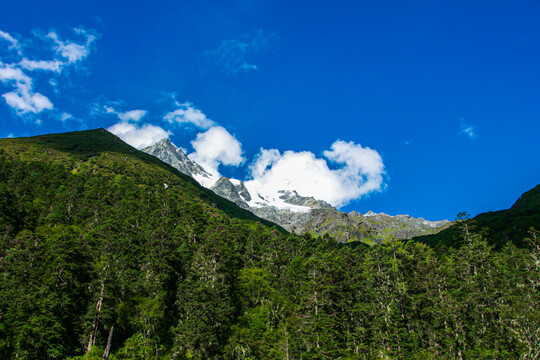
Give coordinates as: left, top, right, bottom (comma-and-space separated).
19, 59, 63, 72
460, 119, 477, 139
45, 27, 97, 64
0, 27, 98, 121
208, 29, 277, 75
57, 112, 84, 124
90, 99, 147, 123
0, 30, 21, 54
60, 112, 73, 122
118, 109, 147, 122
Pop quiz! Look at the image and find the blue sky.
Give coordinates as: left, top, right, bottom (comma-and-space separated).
1, 0, 539, 220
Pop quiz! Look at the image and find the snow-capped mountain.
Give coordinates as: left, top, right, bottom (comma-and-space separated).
143, 138, 450, 242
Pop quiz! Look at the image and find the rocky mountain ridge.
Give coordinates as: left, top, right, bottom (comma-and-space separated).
142, 138, 450, 242
142, 138, 217, 187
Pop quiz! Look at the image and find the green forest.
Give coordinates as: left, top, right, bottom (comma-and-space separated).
0, 129, 538, 359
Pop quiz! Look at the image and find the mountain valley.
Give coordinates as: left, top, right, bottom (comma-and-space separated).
0, 129, 538, 359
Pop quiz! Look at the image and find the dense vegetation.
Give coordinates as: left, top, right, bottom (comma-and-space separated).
0, 130, 539, 359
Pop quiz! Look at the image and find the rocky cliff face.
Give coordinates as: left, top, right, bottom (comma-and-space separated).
142, 138, 216, 187
247, 206, 449, 243
211, 177, 251, 210
143, 138, 450, 242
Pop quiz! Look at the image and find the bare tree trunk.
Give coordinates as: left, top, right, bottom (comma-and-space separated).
87, 281, 104, 352
102, 326, 114, 360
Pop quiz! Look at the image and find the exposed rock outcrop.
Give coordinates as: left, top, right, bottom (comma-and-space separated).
211, 177, 250, 210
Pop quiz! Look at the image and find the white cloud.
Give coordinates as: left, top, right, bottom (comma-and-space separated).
249, 148, 281, 179
0, 30, 20, 53
91, 101, 148, 123
164, 102, 215, 129
0, 63, 30, 83
107, 122, 172, 149
245, 140, 385, 208
323, 140, 385, 196
0, 27, 98, 120
2, 90, 53, 114
19, 59, 63, 72
118, 109, 147, 122
59, 112, 73, 122
460, 120, 477, 139
0, 62, 53, 115
46, 28, 96, 64
189, 126, 244, 177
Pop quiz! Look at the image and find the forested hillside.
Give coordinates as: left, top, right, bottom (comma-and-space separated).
415, 184, 540, 249
0, 130, 539, 359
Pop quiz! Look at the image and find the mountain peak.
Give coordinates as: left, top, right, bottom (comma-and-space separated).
156, 137, 173, 145
151, 138, 180, 153
142, 139, 215, 186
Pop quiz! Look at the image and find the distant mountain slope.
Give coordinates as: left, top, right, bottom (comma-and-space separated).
143, 137, 449, 242
414, 184, 540, 248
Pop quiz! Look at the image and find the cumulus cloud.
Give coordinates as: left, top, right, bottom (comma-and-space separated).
107, 122, 172, 149
460, 119, 477, 139
245, 140, 385, 208
189, 126, 245, 176
164, 102, 215, 129
249, 148, 281, 179
208, 29, 277, 75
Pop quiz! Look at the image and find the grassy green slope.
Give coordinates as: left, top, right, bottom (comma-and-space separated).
0, 128, 281, 229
